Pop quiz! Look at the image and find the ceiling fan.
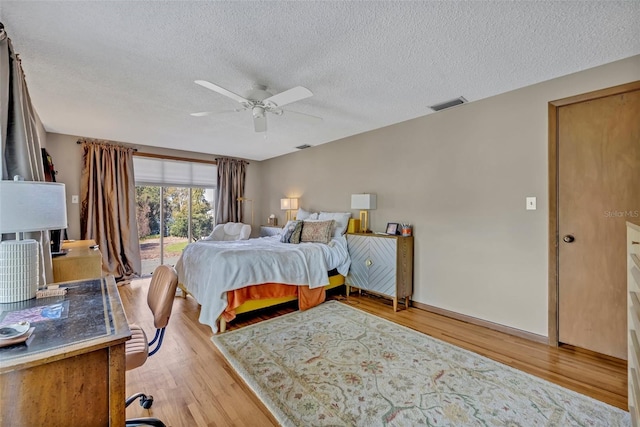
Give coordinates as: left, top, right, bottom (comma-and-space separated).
191, 80, 322, 132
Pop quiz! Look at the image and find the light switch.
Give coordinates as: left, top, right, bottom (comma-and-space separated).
71, 195, 79, 204
526, 197, 536, 210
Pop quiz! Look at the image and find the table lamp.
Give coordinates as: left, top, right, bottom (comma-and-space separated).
280, 198, 299, 222
0, 179, 67, 303
351, 194, 376, 233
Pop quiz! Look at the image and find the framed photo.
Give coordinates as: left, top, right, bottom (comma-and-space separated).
386, 222, 399, 235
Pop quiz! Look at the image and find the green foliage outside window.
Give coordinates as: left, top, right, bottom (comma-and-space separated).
136, 186, 213, 240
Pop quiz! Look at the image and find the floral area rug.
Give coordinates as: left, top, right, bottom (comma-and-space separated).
212, 301, 629, 426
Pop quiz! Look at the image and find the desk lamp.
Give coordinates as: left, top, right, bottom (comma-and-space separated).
0, 178, 67, 303
351, 194, 377, 233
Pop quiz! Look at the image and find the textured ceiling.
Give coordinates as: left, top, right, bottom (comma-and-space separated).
1, 1, 639, 161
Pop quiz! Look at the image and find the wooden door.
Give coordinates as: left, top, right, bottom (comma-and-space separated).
556, 84, 640, 359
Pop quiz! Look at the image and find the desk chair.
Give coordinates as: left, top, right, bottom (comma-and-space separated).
125, 265, 178, 427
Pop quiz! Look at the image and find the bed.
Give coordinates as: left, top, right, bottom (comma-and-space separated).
175, 215, 353, 333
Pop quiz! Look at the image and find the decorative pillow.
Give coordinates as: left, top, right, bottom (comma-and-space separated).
301, 220, 334, 244
280, 220, 303, 244
296, 208, 318, 221
318, 212, 352, 237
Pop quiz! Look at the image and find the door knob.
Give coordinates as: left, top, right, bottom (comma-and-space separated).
563, 235, 575, 243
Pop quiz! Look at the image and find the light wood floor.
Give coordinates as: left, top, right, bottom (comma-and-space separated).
120, 278, 627, 426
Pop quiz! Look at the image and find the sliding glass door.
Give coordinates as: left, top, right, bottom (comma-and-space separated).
136, 186, 215, 276
133, 154, 217, 276
136, 185, 161, 276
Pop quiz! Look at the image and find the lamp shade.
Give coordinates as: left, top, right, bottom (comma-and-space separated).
280, 198, 299, 210
351, 194, 377, 210
0, 181, 67, 233
290, 198, 299, 210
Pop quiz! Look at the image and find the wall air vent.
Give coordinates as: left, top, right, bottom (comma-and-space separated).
429, 96, 468, 112
295, 144, 312, 150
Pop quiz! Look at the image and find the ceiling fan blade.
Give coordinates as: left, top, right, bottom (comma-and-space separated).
253, 114, 267, 133
194, 80, 249, 104
281, 109, 323, 123
263, 86, 312, 109
190, 109, 241, 117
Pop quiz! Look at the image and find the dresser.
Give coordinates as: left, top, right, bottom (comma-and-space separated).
346, 233, 414, 311
627, 221, 640, 424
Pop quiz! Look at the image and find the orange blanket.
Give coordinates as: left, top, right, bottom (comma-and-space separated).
222, 283, 326, 322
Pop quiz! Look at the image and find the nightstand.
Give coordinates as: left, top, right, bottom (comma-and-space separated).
260, 225, 283, 237
346, 233, 414, 311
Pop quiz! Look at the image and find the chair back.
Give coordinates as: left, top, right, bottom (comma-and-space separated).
147, 265, 178, 329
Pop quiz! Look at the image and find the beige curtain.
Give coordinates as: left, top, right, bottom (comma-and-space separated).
0, 24, 54, 285
80, 140, 141, 282
215, 157, 248, 224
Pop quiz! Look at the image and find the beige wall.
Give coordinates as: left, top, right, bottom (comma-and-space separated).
258, 55, 640, 337
44, 55, 639, 337
44, 133, 262, 239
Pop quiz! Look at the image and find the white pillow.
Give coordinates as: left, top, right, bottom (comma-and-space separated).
296, 208, 318, 221
318, 212, 351, 237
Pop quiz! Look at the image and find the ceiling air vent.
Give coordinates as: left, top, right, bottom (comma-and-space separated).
296, 144, 312, 150
429, 96, 468, 112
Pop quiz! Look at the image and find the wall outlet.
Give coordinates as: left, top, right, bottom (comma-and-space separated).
71, 195, 79, 204
526, 196, 536, 210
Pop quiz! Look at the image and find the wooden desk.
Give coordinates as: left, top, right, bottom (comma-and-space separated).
0, 276, 131, 426
52, 245, 103, 283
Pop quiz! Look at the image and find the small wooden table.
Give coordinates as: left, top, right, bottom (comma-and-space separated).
0, 276, 131, 426
53, 240, 102, 283
61, 239, 97, 249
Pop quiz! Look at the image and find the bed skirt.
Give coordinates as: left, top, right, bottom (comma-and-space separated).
178, 273, 345, 333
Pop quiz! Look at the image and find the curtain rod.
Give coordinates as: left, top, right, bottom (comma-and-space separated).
134, 151, 219, 165
76, 140, 138, 151
76, 141, 250, 165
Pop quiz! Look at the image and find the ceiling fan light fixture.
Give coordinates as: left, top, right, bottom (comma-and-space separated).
252, 106, 265, 118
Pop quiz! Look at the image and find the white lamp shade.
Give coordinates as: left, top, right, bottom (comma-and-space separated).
280, 198, 299, 210
0, 181, 68, 233
351, 194, 377, 210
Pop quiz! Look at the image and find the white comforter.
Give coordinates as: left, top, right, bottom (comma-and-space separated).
175, 235, 350, 332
